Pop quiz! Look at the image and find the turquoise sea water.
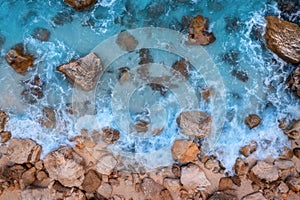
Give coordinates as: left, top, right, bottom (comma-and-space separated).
0, 0, 299, 170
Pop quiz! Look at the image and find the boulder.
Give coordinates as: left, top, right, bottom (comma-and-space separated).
249, 161, 279, 183
180, 163, 210, 190
208, 191, 238, 200
284, 119, 300, 139
64, 0, 96, 10
239, 141, 257, 157
218, 177, 233, 191
7, 138, 42, 164
0, 110, 7, 132
172, 59, 190, 79
21, 167, 36, 187
96, 154, 117, 175
241, 192, 267, 200
141, 177, 164, 199
57, 52, 102, 91
116, 30, 138, 52
171, 140, 200, 162
5, 44, 34, 75
32, 27, 50, 41
1, 131, 11, 143
176, 111, 211, 138
82, 170, 101, 193
244, 114, 261, 129
234, 157, 248, 176
287, 66, 300, 98
43, 147, 85, 187
286, 176, 300, 192
102, 127, 120, 144
294, 148, 300, 159
187, 15, 216, 45
40, 107, 56, 129
264, 16, 300, 64
97, 183, 112, 199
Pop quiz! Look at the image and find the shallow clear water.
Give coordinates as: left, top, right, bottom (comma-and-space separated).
0, 0, 299, 171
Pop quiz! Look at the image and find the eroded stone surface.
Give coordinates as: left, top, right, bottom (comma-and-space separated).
264, 16, 300, 64
171, 140, 200, 163
7, 138, 42, 164
43, 147, 85, 187
57, 53, 102, 91
177, 111, 211, 138
180, 164, 210, 190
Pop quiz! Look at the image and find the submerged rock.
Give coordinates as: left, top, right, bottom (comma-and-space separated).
0, 110, 8, 132
287, 66, 300, 99
32, 27, 50, 41
284, 119, 300, 139
102, 127, 120, 144
264, 16, 300, 64
7, 138, 42, 164
21, 75, 44, 104
231, 69, 249, 82
40, 107, 56, 129
249, 161, 279, 183
180, 163, 210, 189
52, 11, 73, 26
5, 44, 34, 75
116, 30, 138, 52
171, 140, 200, 163
276, 0, 300, 25
172, 59, 190, 79
187, 15, 216, 45
57, 52, 103, 91
239, 141, 257, 157
225, 16, 242, 33
176, 111, 211, 138
43, 146, 85, 187
64, 0, 96, 10
139, 48, 153, 65
244, 114, 261, 129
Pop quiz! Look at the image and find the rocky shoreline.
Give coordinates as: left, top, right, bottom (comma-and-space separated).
1, 0, 300, 199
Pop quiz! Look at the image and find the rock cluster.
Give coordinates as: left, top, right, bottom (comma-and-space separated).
64, 0, 96, 10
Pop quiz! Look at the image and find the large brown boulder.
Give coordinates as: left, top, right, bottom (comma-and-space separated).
81, 170, 101, 193
264, 16, 300, 64
249, 161, 279, 184
43, 147, 85, 187
64, 0, 96, 10
187, 15, 216, 45
171, 140, 200, 162
176, 111, 211, 138
7, 138, 42, 164
244, 114, 261, 129
57, 52, 102, 91
5, 44, 34, 75
180, 163, 210, 190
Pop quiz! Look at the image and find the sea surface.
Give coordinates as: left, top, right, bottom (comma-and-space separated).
0, 0, 299, 171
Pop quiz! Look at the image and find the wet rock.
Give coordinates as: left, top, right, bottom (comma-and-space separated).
82, 170, 101, 193
101, 127, 120, 144
202, 88, 211, 102
287, 66, 300, 98
218, 177, 233, 191
118, 67, 131, 83
171, 140, 200, 163
172, 59, 190, 79
1, 131, 11, 143
134, 120, 149, 132
40, 107, 56, 129
286, 176, 300, 192
0, 110, 7, 132
180, 163, 210, 189
21, 75, 44, 104
241, 192, 266, 200
7, 138, 42, 164
64, 0, 96, 10
43, 146, 85, 187
249, 161, 279, 183
204, 158, 221, 172
234, 157, 248, 176
52, 11, 73, 26
208, 191, 238, 200
149, 83, 168, 96
239, 141, 258, 157
97, 183, 112, 199
141, 177, 164, 199
116, 30, 138, 52
21, 167, 36, 187
231, 69, 249, 82
32, 27, 50, 41
244, 114, 261, 129
294, 148, 300, 159
96, 154, 117, 175
5, 44, 34, 75
225, 16, 242, 33
139, 48, 153, 65
187, 15, 216, 45
284, 119, 300, 139
176, 111, 212, 138
57, 52, 103, 91
279, 147, 294, 159
276, 0, 300, 25
146, 2, 165, 18
264, 16, 300, 64
0, 33, 5, 47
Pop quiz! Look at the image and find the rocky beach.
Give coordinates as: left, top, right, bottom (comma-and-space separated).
0, 0, 300, 199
